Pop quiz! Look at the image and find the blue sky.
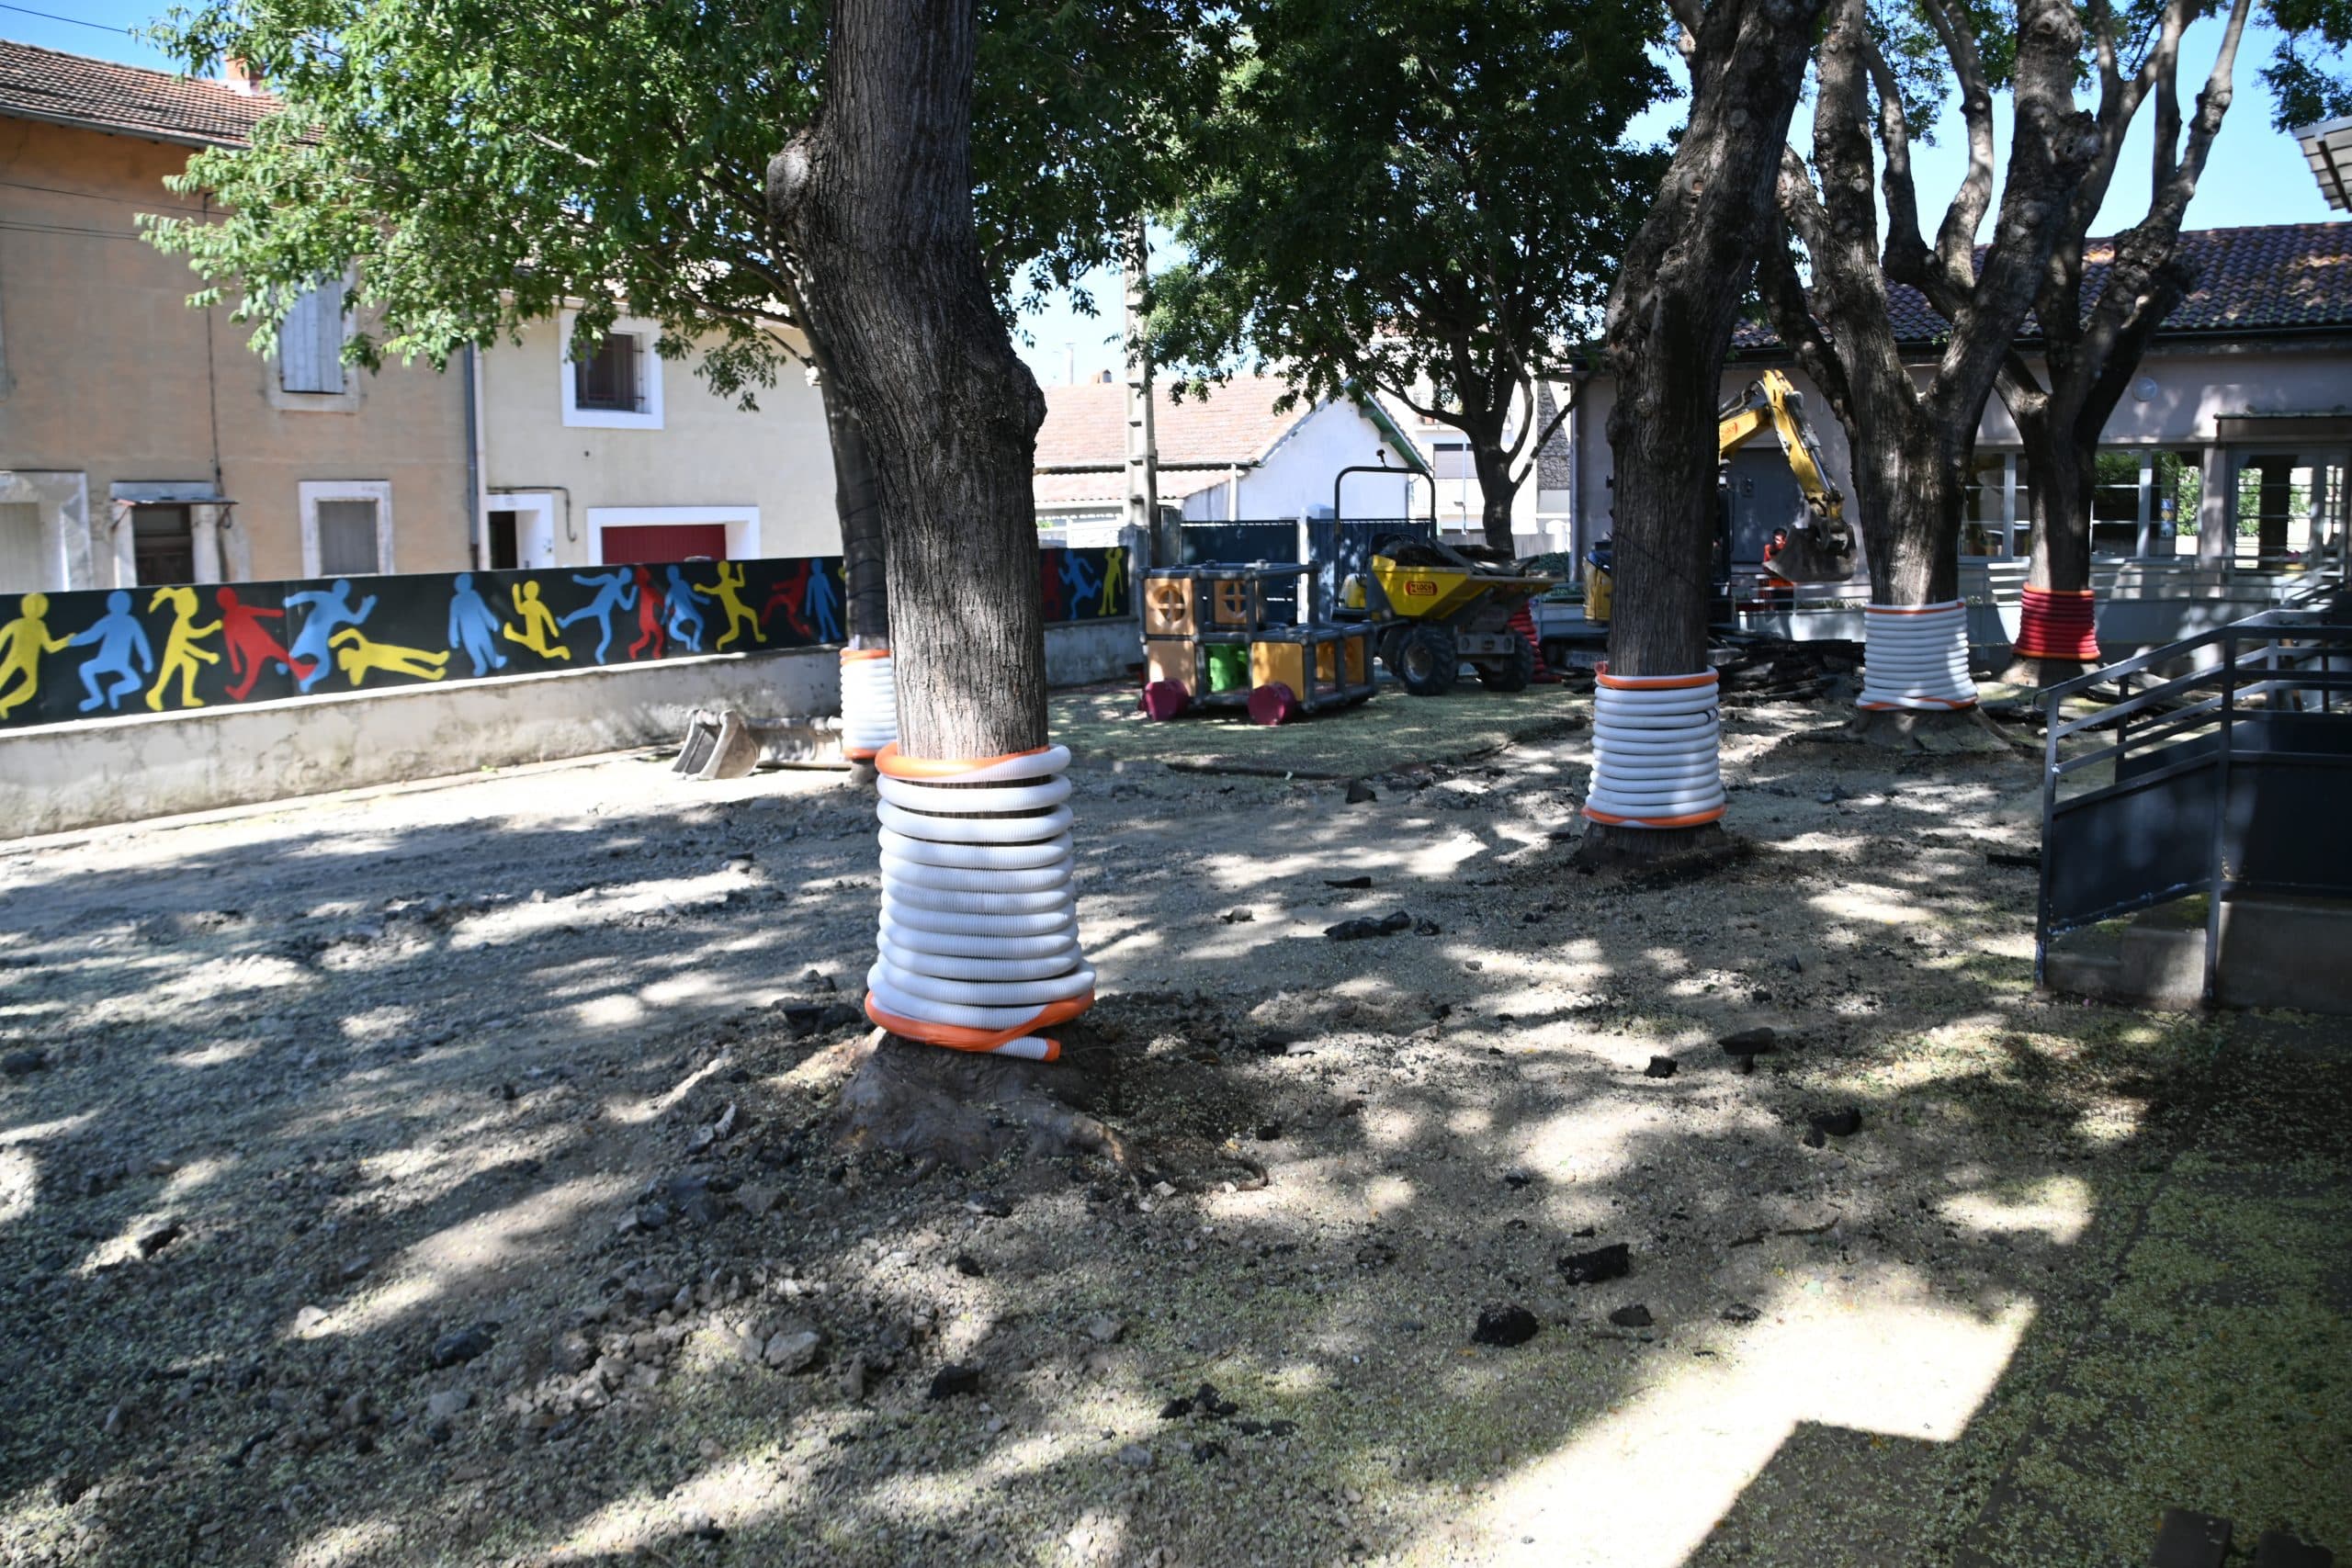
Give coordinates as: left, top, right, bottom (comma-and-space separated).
17, 0, 2338, 388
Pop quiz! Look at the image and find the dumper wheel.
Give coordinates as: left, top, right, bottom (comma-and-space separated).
1390, 623, 1460, 696
1478, 637, 1536, 693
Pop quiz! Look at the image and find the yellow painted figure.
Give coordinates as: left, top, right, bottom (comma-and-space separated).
1099, 546, 1126, 615
145, 585, 222, 710
330, 628, 449, 686
0, 592, 72, 719
710, 561, 764, 649
502, 580, 571, 660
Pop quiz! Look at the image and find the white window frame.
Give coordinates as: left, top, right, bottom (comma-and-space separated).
267, 275, 363, 413
583, 504, 759, 564
560, 310, 665, 431
299, 479, 395, 578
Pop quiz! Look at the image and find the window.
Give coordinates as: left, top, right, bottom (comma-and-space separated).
572, 332, 641, 412
0, 502, 42, 592
278, 279, 348, 395
315, 500, 380, 575
299, 480, 394, 577
1431, 442, 1471, 480
132, 505, 195, 584
1962, 453, 2007, 556
559, 311, 664, 430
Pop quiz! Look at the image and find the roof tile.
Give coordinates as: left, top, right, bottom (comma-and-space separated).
0, 38, 278, 148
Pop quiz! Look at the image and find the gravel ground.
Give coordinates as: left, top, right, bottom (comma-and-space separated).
1, 685, 2345, 1568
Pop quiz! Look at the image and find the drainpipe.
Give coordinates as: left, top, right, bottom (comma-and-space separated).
465, 344, 489, 569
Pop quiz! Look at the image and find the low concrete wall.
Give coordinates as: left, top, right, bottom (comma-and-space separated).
0, 619, 1141, 839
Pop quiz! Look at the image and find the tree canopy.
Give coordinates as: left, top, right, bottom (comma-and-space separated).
146, 0, 1227, 402
1144, 0, 1668, 548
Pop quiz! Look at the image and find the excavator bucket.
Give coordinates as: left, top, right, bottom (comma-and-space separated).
1763, 524, 1858, 584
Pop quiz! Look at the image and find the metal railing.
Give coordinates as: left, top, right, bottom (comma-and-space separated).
2035, 606, 2352, 1002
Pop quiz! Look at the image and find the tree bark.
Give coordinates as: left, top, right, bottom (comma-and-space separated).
820, 377, 890, 645
1577, 0, 1828, 868
772, 0, 1078, 1167
1472, 435, 1521, 558
770, 1, 1046, 763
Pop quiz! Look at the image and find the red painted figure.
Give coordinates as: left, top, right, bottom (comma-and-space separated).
217, 586, 308, 700
628, 566, 666, 660
763, 561, 814, 640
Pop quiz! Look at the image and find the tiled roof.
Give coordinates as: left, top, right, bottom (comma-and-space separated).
1737, 222, 2352, 352
1035, 376, 1326, 505
0, 39, 278, 148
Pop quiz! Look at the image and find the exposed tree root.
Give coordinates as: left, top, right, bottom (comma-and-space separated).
1998, 656, 2093, 690
1847, 705, 2034, 755
1574, 821, 1745, 877
835, 1029, 1133, 1171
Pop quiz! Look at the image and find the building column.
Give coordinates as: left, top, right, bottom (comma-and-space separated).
190, 503, 228, 584
2198, 446, 2231, 566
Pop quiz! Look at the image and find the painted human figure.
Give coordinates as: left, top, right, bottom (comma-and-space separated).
1058, 550, 1102, 618
708, 561, 764, 650
68, 589, 153, 713
144, 585, 222, 711
331, 628, 450, 686
502, 579, 571, 660
628, 566, 665, 660
0, 592, 71, 720
664, 566, 709, 652
216, 587, 305, 701
446, 574, 510, 678
559, 567, 639, 664
1098, 545, 1127, 617
1038, 553, 1067, 621
284, 580, 377, 694
801, 560, 842, 643
763, 560, 813, 639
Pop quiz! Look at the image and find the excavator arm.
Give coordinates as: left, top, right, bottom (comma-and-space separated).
1718, 369, 1858, 583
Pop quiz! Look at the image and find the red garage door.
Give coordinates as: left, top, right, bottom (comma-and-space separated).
599, 524, 729, 565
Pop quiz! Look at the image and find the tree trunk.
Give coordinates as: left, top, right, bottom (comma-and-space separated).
1577, 0, 1828, 869
770, 0, 1046, 763
821, 378, 890, 645
2003, 413, 2097, 684
771, 0, 1085, 1168
1472, 440, 1520, 558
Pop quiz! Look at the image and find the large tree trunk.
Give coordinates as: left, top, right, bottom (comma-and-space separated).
771, 2, 1046, 762
2002, 406, 2098, 684
1577, 0, 1828, 868
771, 0, 1086, 1168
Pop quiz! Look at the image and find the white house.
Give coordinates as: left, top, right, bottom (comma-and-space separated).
1033, 375, 1429, 529
475, 313, 839, 570
1374, 382, 1579, 555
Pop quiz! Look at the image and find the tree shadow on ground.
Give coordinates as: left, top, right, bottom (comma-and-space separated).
0, 715, 2342, 1568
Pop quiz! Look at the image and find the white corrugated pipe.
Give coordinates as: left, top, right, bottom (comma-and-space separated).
1582, 667, 1727, 829
864, 742, 1095, 1062
1859, 601, 1977, 710
839, 647, 899, 761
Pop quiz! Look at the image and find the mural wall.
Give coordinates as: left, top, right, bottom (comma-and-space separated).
0, 546, 1130, 732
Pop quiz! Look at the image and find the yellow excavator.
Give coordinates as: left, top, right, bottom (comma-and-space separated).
1588, 369, 1857, 624
1721, 369, 1856, 584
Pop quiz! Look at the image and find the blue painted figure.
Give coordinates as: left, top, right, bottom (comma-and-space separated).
284, 580, 378, 694
560, 568, 639, 664
664, 566, 710, 652
1058, 549, 1102, 618
67, 590, 153, 713
801, 560, 842, 643
447, 574, 510, 678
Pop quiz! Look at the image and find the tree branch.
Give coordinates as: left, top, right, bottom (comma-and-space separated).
1916, 0, 1996, 303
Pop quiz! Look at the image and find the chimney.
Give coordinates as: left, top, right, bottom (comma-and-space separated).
220, 55, 259, 96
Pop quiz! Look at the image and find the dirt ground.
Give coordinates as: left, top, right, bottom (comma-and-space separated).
2, 680, 2346, 1568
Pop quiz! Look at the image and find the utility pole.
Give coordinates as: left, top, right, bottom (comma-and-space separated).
1120, 219, 1167, 564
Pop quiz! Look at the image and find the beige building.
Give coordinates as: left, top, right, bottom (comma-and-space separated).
0, 40, 472, 592
476, 312, 837, 570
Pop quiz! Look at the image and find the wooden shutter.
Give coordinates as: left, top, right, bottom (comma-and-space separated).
280, 281, 347, 394
315, 500, 379, 575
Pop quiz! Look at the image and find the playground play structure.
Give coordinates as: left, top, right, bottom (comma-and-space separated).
1141, 563, 1376, 719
